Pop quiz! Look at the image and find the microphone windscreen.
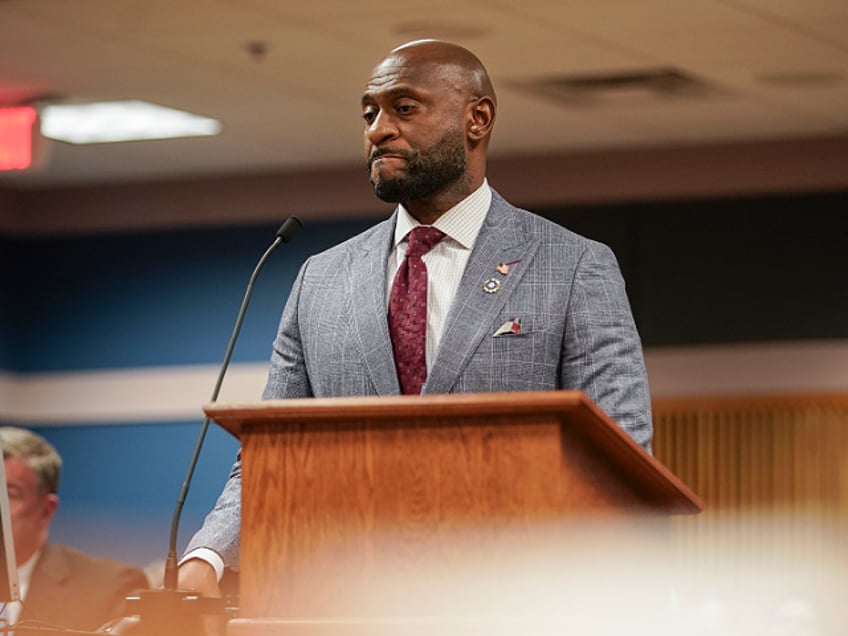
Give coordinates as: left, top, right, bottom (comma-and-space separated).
276, 216, 303, 243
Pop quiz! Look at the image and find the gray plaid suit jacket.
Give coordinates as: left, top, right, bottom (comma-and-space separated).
185, 190, 652, 567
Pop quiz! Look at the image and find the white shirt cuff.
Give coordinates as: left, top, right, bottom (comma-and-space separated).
179, 548, 225, 583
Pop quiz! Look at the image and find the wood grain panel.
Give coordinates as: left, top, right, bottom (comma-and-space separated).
653, 393, 848, 567
241, 415, 641, 617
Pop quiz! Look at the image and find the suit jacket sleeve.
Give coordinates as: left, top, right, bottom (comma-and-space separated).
263, 258, 314, 400
561, 239, 652, 450
182, 456, 242, 567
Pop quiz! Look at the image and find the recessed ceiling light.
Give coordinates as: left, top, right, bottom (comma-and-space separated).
513, 68, 723, 108
40, 100, 222, 144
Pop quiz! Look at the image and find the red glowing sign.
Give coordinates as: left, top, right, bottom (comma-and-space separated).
0, 106, 37, 171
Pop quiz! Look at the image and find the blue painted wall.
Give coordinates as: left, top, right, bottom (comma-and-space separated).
8, 218, 375, 373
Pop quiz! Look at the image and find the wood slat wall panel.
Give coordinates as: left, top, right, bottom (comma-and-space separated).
653, 394, 848, 568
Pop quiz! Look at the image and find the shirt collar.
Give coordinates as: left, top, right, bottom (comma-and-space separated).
16, 545, 42, 597
394, 179, 492, 250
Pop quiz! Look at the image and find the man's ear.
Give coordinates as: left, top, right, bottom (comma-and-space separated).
468, 97, 495, 142
43, 493, 59, 523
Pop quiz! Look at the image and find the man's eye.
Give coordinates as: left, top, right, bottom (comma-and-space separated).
363, 110, 377, 123
397, 104, 414, 114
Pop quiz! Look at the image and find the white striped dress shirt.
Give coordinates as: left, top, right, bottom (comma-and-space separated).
387, 180, 492, 370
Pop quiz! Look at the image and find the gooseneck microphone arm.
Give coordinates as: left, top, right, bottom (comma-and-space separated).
163, 216, 303, 591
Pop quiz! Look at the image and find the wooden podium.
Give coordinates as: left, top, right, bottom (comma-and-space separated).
204, 390, 702, 634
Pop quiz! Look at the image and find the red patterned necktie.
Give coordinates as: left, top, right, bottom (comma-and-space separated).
388, 226, 446, 395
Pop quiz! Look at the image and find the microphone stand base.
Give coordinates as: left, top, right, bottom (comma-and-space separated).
117, 588, 232, 636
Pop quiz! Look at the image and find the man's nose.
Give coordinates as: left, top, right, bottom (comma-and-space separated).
365, 110, 399, 146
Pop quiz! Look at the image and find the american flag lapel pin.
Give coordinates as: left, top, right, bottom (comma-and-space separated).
486, 259, 522, 293
496, 259, 521, 276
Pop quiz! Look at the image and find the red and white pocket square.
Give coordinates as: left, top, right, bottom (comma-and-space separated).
493, 318, 522, 336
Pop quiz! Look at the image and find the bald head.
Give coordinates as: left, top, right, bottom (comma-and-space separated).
386, 40, 497, 106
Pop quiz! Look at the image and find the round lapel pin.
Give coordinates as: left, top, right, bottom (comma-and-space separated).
482, 278, 501, 294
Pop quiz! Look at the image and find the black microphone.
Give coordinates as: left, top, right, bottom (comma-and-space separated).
162, 216, 302, 591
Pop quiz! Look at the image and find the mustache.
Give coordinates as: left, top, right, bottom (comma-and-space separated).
368, 147, 416, 166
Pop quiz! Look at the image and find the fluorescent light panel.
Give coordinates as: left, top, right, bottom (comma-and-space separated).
40, 100, 221, 144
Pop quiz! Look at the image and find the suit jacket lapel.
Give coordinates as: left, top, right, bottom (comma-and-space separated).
349, 215, 401, 395
424, 194, 541, 394
21, 543, 69, 622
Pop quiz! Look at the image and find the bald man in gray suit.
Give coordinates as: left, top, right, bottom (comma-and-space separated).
179, 39, 652, 597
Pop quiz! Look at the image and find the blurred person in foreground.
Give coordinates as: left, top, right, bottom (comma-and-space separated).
0, 426, 149, 632
178, 39, 653, 597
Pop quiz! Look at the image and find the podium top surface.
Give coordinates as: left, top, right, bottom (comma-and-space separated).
206, 390, 593, 425
204, 390, 703, 514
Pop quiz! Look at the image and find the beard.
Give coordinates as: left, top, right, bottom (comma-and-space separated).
367, 127, 467, 203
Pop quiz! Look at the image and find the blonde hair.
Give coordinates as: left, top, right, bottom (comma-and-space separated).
0, 427, 62, 494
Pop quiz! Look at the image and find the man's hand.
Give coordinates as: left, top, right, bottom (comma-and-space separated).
177, 558, 221, 598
